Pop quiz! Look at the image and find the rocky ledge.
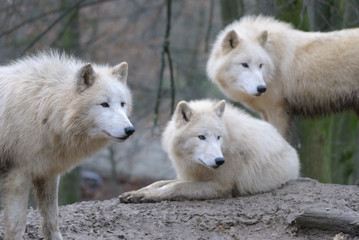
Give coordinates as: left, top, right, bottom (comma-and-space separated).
0, 178, 358, 240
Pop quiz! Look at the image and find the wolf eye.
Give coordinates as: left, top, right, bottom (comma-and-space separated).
241, 63, 249, 68
217, 136, 221, 140
259, 63, 263, 68
121, 102, 125, 107
198, 135, 206, 140
100, 102, 110, 108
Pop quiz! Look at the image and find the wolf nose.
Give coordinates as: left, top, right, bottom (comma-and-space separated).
257, 85, 266, 94
215, 157, 225, 166
124, 127, 135, 136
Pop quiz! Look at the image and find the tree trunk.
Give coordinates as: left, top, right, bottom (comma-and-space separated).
58, 0, 81, 206
220, 0, 241, 27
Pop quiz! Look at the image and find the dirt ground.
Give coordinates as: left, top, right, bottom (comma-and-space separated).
0, 178, 358, 240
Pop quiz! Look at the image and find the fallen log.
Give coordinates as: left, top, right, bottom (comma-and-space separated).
294, 209, 359, 235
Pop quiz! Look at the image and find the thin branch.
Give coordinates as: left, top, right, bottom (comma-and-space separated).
0, 7, 64, 38
153, 42, 167, 131
50, 7, 79, 49
205, 0, 214, 53
0, 0, 114, 39
165, 0, 175, 115
298, 1, 307, 29
167, 41, 175, 115
153, 0, 175, 131
19, 0, 85, 56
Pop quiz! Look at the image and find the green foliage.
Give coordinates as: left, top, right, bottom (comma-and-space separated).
220, 0, 242, 27
59, 167, 81, 205
276, 0, 310, 31
297, 113, 356, 184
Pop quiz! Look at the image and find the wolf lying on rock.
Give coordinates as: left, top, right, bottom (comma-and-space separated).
120, 99, 299, 203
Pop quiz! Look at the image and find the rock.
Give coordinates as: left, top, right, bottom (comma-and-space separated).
1, 178, 358, 240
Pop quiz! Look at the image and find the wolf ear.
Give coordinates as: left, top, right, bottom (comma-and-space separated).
258, 30, 268, 46
175, 101, 193, 124
76, 64, 96, 92
222, 30, 240, 53
113, 62, 128, 84
213, 100, 226, 118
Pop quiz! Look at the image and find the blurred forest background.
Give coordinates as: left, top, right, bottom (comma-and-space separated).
1, 0, 359, 206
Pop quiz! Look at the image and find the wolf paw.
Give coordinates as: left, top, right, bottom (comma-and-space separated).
119, 192, 159, 204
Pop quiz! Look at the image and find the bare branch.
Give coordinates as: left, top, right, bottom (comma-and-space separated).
0, 7, 64, 38
167, 42, 175, 116
205, 0, 215, 53
153, 0, 175, 131
153, 43, 167, 131
19, 0, 86, 56
0, 0, 114, 39
50, 8, 80, 48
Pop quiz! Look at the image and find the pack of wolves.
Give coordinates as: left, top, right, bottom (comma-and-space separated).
1, 15, 357, 239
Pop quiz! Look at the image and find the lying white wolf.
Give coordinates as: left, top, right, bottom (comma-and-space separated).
119, 99, 299, 203
0, 51, 134, 240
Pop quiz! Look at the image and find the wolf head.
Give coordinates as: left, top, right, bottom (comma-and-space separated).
171, 100, 227, 169
69, 62, 134, 142
207, 28, 275, 97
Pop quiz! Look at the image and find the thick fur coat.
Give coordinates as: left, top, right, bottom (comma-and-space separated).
207, 15, 359, 137
119, 99, 299, 203
0, 51, 134, 240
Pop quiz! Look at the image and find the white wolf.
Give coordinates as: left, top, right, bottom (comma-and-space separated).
0, 51, 134, 240
207, 15, 359, 138
119, 99, 299, 203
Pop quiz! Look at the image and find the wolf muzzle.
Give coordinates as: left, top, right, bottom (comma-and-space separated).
124, 127, 135, 136
215, 157, 225, 167
257, 85, 266, 94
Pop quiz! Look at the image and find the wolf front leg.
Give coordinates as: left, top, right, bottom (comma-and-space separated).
3, 170, 32, 240
119, 179, 178, 203
130, 179, 177, 192
260, 106, 291, 140
120, 180, 232, 203
33, 175, 63, 240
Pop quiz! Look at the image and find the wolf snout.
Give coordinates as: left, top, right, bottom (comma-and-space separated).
124, 126, 135, 136
215, 157, 225, 167
257, 85, 266, 94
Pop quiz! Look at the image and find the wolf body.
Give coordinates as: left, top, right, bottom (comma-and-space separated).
0, 51, 134, 240
207, 15, 359, 138
119, 99, 299, 203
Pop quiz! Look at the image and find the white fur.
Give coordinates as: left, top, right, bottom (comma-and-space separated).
207, 15, 359, 137
0, 50, 133, 239
119, 99, 299, 203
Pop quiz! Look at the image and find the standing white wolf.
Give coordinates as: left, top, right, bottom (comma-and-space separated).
119, 99, 299, 203
207, 15, 359, 138
0, 51, 134, 240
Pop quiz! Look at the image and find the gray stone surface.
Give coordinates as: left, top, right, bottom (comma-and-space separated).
1, 178, 358, 240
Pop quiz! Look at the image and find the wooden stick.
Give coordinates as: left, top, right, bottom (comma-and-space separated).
294, 209, 359, 235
